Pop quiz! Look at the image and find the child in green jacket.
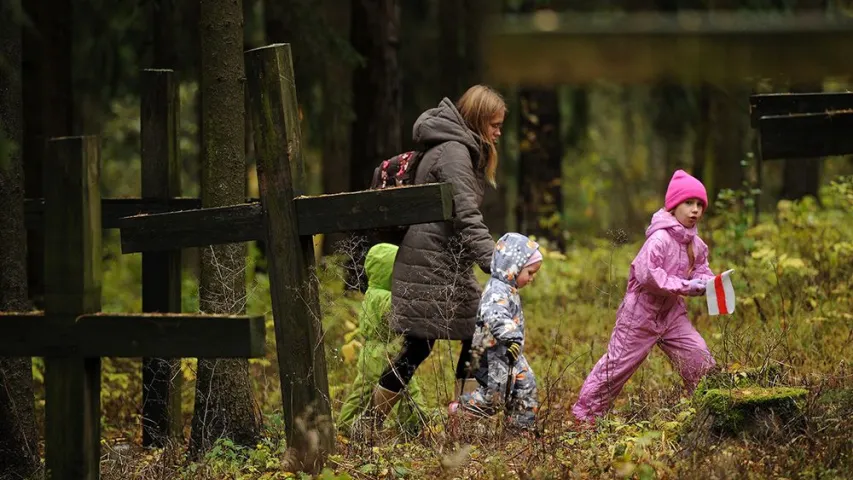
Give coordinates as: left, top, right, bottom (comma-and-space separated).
337, 243, 428, 436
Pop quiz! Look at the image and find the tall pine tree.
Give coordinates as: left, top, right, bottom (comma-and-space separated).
190, 0, 262, 456
0, 1, 39, 476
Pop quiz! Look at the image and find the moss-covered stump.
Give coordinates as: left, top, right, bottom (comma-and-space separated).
694, 386, 808, 434
695, 364, 784, 394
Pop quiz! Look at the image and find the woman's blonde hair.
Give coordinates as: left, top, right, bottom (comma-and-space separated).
456, 85, 506, 187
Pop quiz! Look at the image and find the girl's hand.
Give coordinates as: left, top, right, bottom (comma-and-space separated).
687, 279, 706, 296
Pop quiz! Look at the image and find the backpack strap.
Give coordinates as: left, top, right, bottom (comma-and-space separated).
400, 149, 425, 185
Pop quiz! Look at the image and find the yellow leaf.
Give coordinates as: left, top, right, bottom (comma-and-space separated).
341, 340, 361, 364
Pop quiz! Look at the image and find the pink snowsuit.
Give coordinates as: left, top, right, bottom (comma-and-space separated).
572, 209, 717, 421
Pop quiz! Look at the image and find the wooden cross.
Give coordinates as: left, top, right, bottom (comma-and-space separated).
749, 92, 853, 160
113, 44, 454, 473
23, 69, 206, 449
484, 10, 853, 84
0, 135, 267, 480
749, 91, 853, 217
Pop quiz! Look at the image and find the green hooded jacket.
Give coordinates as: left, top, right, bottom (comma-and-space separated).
337, 243, 427, 435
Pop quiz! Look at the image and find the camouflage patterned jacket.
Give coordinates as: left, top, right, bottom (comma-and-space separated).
472, 233, 540, 361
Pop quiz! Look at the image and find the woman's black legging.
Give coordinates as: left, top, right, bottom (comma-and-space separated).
378, 335, 473, 393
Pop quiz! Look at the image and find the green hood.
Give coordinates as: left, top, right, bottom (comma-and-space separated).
365, 243, 398, 291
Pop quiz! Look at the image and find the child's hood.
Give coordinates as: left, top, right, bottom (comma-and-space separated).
490, 233, 540, 287
645, 208, 697, 245
364, 243, 398, 290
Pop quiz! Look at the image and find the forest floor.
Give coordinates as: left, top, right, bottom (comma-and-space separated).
26, 177, 853, 479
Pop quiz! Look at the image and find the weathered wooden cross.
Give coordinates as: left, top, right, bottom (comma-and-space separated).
23, 68, 210, 450
749, 91, 853, 215
115, 43, 453, 473
0, 133, 267, 480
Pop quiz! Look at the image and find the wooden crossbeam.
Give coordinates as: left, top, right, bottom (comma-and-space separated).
117, 183, 454, 253
24, 197, 202, 229
294, 183, 453, 235
757, 109, 853, 160
483, 11, 853, 84
750, 92, 853, 127
118, 203, 264, 253
0, 312, 265, 357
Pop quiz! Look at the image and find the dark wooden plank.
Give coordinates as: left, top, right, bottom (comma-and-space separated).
749, 92, 853, 127
484, 10, 853, 85
0, 313, 69, 357
117, 185, 453, 253
295, 183, 454, 235
140, 68, 184, 447
0, 312, 265, 358
758, 110, 853, 160
246, 43, 333, 473
43, 136, 102, 480
0, 312, 70, 357
76, 314, 266, 358
24, 197, 202, 230
117, 203, 264, 253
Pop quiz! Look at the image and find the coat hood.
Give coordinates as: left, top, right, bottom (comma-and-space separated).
365, 243, 398, 290
490, 233, 540, 288
645, 208, 696, 244
412, 98, 482, 161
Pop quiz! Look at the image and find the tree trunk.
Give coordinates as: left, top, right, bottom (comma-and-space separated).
320, 0, 354, 254
514, 1, 565, 250
692, 84, 711, 184
347, 0, 402, 290
464, 0, 506, 235
558, 85, 592, 230
651, 80, 694, 190
517, 88, 564, 249
349, 0, 402, 190
264, 0, 312, 106
22, 0, 75, 309
707, 85, 746, 197
152, 0, 178, 69
438, 0, 463, 99
0, 2, 39, 476
462, 0, 488, 88
190, 0, 261, 457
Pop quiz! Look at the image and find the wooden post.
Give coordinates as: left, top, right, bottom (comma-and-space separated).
140, 69, 183, 447
245, 43, 333, 472
43, 136, 102, 480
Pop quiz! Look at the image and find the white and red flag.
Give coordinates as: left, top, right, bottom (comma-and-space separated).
706, 269, 736, 316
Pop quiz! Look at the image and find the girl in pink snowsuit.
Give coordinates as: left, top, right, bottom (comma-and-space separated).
572, 170, 717, 422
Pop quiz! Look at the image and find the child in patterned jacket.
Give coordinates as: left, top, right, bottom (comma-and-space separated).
449, 232, 542, 430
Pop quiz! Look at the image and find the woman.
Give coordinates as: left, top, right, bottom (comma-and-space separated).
362, 85, 506, 430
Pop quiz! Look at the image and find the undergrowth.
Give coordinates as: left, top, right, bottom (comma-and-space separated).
25, 176, 853, 479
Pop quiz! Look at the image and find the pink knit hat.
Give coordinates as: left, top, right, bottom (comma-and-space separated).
665, 169, 708, 211
524, 250, 543, 268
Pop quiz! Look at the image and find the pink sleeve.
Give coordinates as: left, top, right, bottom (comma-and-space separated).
632, 238, 692, 296
690, 238, 716, 283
